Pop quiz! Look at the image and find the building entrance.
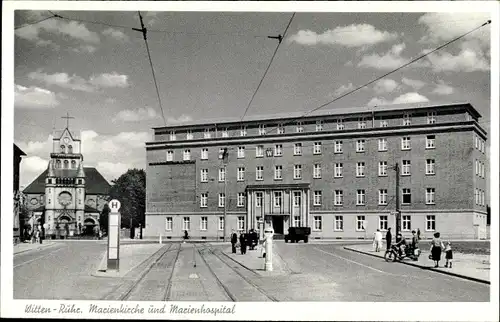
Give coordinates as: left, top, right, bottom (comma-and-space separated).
272, 216, 284, 235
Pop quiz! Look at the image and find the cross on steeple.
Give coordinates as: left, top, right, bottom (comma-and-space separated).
61, 112, 75, 129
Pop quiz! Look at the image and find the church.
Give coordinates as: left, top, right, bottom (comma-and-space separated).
22, 119, 111, 238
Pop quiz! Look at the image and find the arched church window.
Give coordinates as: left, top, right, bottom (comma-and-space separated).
64, 160, 69, 169
71, 160, 76, 169
68, 145, 73, 154
56, 160, 61, 168
60, 145, 66, 153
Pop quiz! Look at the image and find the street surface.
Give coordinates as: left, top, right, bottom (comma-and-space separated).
13, 241, 489, 301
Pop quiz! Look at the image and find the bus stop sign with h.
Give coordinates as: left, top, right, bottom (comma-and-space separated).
108, 199, 121, 271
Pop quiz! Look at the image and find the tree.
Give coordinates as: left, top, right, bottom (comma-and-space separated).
99, 203, 110, 233
109, 168, 146, 229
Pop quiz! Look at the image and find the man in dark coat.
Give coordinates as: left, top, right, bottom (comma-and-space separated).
386, 227, 392, 251
231, 231, 238, 253
239, 232, 247, 255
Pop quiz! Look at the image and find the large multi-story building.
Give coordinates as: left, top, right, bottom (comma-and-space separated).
144, 102, 488, 240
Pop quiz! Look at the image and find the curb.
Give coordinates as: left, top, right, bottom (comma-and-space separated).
14, 243, 59, 255
343, 246, 490, 285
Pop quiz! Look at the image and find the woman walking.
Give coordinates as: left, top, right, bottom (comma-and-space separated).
430, 232, 445, 268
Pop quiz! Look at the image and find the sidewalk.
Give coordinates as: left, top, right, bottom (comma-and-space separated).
93, 243, 165, 278
14, 241, 58, 255
344, 244, 490, 284
223, 243, 291, 277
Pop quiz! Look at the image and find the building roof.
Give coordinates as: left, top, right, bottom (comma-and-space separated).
23, 167, 111, 194
152, 101, 479, 130
14, 144, 26, 157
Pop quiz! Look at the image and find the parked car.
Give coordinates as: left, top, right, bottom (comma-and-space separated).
285, 227, 311, 243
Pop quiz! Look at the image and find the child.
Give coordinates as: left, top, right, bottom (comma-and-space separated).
444, 241, 453, 268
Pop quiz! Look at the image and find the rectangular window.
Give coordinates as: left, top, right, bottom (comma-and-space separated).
165, 217, 173, 231
379, 216, 388, 230
256, 166, 263, 180
316, 120, 323, 131
475, 188, 479, 205
426, 188, 435, 205
379, 189, 388, 205
426, 135, 435, 149
293, 216, 301, 227
200, 193, 208, 207
259, 124, 266, 135
274, 191, 282, 207
356, 215, 366, 231
402, 188, 411, 204
475, 159, 479, 176
169, 131, 176, 141
379, 119, 388, 127
402, 215, 411, 231
238, 146, 245, 158
186, 130, 193, 140
183, 149, 191, 161
237, 192, 245, 207
274, 165, 283, 180
313, 142, 322, 154
379, 161, 388, 176
313, 164, 322, 179
296, 122, 304, 133
356, 162, 365, 177
334, 216, 343, 231
337, 119, 344, 130
378, 138, 387, 151
218, 193, 225, 208
426, 159, 435, 175
294, 143, 302, 156
204, 128, 211, 139
200, 217, 208, 231
255, 192, 263, 207
166, 150, 173, 161
221, 128, 229, 138
219, 168, 226, 182
293, 191, 301, 207
237, 167, 245, 181
201, 169, 208, 182
256, 145, 264, 157
403, 113, 411, 126
218, 148, 225, 159
201, 148, 208, 160
356, 189, 366, 205
334, 140, 343, 153
401, 137, 411, 150
218, 217, 224, 231
313, 216, 322, 231
426, 215, 436, 231
402, 160, 411, 176
274, 144, 283, 156
277, 124, 285, 134
334, 190, 343, 206
183, 217, 191, 231
358, 117, 366, 129
240, 126, 247, 137
314, 191, 322, 206
294, 164, 302, 179
356, 139, 365, 152
237, 216, 245, 231
427, 111, 436, 124
334, 163, 343, 178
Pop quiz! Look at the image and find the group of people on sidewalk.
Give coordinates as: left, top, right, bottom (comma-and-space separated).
373, 228, 453, 268
231, 229, 259, 255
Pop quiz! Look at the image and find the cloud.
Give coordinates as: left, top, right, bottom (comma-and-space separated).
367, 97, 390, 107
144, 12, 159, 27
28, 70, 129, 92
20, 156, 50, 188
367, 92, 429, 106
422, 48, 489, 72
401, 77, 426, 90
113, 107, 157, 122
102, 28, 129, 42
358, 43, 409, 69
96, 162, 132, 182
431, 80, 454, 95
373, 79, 399, 94
288, 24, 398, 47
15, 84, 59, 108
332, 83, 354, 97
72, 45, 97, 53
17, 135, 54, 155
15, 18, 100, 45
167, 114, 193, 124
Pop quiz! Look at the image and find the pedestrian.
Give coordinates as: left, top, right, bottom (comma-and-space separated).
430, 232, 445, 268
417, 228, 421, 241
184, 230, 189, 241
411, 230, 419, 255
385, 227, 392, 251
34, 229, 40, 244
239, 232, 247, 255
231, 231, 238, 253
373, 229, 383, 252
444, 241, 453, 268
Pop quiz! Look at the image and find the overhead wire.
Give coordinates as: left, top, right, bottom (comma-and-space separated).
14, 14, 56, 30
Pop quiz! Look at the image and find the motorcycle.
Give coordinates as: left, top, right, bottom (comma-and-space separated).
384, 244, 420, 262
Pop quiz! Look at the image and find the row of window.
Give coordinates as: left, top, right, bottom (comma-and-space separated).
166, 112, 440, 141
474, 134, 486, 153
198, 188, 437, 208
312, 214, 437, 232
475, 189, 486, 206
165, 216, 246, 231
167, 136, 437, 161
52, 159, 78, 169
59, 145, 74, 154
475, 159, 486, 178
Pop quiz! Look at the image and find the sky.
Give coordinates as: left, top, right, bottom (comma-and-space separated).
12, 9, 492, 188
